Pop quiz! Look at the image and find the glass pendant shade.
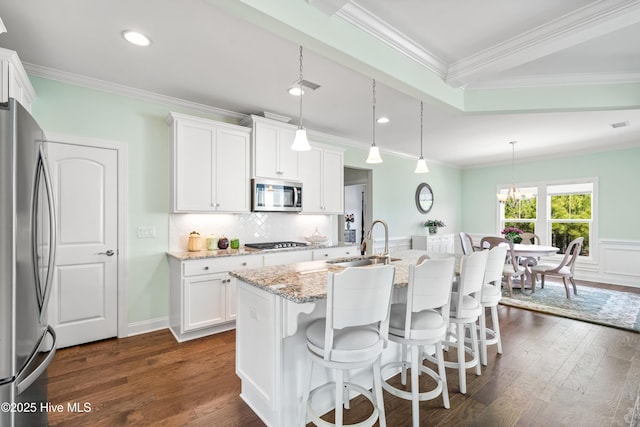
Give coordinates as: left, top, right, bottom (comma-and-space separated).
291, 128, 311, 151
365, 79, 382, 163
366, 145, 382, 164
414, 157, 429, 173
290, 45, 311, 151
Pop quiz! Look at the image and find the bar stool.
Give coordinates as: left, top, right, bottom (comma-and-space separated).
478, 245, 508, 366
300, 264, 396, 427
381, 255, 456, 427
433, 249, 488, 394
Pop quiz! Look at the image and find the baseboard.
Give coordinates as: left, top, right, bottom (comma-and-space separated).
127, 316, 169, 337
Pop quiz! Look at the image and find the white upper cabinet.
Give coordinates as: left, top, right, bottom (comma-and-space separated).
0, 48, 36, 112
242, 115, 299, 180
298, 144, 344, 214
168, 112, 251, 213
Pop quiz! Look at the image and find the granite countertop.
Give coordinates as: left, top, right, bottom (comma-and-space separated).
166, 242, 356, 261
229, 250, 458, 304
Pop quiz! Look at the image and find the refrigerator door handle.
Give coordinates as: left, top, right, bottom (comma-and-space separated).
37, 145, 57, 323
15, 326, 57, 394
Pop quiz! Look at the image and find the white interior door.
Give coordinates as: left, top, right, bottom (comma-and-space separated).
47, 142, 118, 348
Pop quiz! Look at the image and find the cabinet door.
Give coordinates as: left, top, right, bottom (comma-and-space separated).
298, 147, 323, 213
174, 121, 214, 211
215, 128, 250, 212
226, 277, 237, 321
183, 273, 226, 331
278, 128, 299, 180
254, 121, 279, 178
321, 149, 344, 214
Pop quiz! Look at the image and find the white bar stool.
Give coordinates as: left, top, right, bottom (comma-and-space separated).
478, 245, 508, 366
381, 255, 456, 427
430, 250, 487, 394
300, 264, 396, 427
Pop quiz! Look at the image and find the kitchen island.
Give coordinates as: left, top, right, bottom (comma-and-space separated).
229, 250, 454, 427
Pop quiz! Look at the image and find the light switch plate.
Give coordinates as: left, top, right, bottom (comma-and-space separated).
137, 226, 156, 238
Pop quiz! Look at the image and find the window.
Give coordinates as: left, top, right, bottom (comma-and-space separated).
503, 186, 536, 236
548, 183, 592, 256
499, 180, 594, 257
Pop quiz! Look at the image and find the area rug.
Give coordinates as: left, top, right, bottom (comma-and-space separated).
499, 281, 640, 333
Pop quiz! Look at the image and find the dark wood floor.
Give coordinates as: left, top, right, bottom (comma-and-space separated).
46, 281, 640, 427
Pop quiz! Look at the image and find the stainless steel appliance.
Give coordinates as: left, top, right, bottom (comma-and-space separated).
251, 178, 302, 212
244, 241, 308, 250
1, 99, 57, 426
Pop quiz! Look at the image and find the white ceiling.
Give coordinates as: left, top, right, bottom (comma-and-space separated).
1, 0, 639, 168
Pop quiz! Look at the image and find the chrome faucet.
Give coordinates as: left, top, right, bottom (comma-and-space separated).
363, 219, 389, 260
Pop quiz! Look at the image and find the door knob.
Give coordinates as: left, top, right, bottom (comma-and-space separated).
99, 249, 115, 256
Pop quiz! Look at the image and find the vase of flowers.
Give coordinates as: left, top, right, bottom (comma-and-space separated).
424, 219, 445, 235
501, 227, 523, 243
345, 213, 354, 230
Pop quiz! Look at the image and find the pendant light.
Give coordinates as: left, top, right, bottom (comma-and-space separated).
290, 45, 311, 151
496, 141, 528, 205
414, 101, 429, 173
366, 79, 383, 163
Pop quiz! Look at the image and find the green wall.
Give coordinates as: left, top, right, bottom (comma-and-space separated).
461, 146, 640, 240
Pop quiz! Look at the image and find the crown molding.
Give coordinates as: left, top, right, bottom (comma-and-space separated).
336, 1, 448, 78
466, 72, 640, 90
23, 63, 247, 122
446, 0, 640, 87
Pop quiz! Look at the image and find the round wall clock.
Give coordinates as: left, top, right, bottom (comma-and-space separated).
415, 183, 434, 214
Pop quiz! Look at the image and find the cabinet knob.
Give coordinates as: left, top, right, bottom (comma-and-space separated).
242, 262, 247, 266
204, 266, 209, 270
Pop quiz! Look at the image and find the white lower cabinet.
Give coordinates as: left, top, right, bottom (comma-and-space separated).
263, 250, 313, 266
411, 234, 455, 253
312, 245, 358, 260
168, 254, 262, 342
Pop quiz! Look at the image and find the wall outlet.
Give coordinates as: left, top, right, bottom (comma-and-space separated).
137, 226, 156, 238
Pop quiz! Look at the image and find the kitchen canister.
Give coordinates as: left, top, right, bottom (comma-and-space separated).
206, 234, 218, 251
187, 231, 202, 251
217, 236, 229, 249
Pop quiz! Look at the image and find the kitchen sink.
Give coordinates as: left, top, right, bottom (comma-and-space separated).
327, 255, 402, 268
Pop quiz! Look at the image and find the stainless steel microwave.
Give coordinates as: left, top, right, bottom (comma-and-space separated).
251, 178, 302, 212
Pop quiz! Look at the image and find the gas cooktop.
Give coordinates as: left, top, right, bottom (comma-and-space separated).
244, 241, 308, 250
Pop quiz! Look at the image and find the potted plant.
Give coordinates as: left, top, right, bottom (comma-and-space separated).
501, 227, 523, 243
424, 219, 445, 235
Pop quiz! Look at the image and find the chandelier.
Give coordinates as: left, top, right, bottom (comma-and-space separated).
496, 141, 529, 206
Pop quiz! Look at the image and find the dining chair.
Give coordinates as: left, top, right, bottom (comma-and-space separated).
459, 232, 478, 255
300, 264, 396, 427
478, 245, 508, 366
520, 232, 540, 245
480, 237, 525, 296
436, 249, 488, 394
381, 255, 456, 427
531, 237, 583, 299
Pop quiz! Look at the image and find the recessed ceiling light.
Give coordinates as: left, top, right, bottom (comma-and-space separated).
122, 30, 151, 47
377, 117, 390, 124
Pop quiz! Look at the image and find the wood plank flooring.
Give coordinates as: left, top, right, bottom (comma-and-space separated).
46, 281, 640, 427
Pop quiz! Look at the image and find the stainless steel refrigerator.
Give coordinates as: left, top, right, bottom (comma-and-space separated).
0, 98, 57, 426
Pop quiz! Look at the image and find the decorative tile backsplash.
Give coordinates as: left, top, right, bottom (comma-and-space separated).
169, 213, 334, 251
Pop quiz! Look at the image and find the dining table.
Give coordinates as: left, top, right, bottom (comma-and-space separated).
511, 243, 559, 291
